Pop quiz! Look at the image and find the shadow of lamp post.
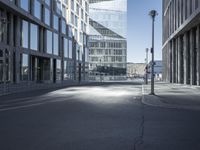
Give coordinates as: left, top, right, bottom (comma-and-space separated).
145, 48, 149, 85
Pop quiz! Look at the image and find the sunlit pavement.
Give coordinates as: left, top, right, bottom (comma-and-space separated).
0, 82, 200, 150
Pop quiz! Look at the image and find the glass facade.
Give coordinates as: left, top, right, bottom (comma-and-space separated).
90, 0, 127, 38
53, 33, 59, 55
89, 0, 127, 81
45, 0, 50, 6
69, 40, 72, 58
0, 59, 3, 82
64, 38, 68, 58
56, 59, 61, 81
0, 0, 89, 85
53, 15, 59, 31
30, 23, 38, 50
44, 8, 50, 26
21, 54, 28, 81
21, 20, 29, 48
34, 0, 41, 20
20, 0, 29, 11
46, 30, 53, 54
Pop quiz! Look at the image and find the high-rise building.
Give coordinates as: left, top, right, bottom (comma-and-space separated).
88, 0, 127, 81
162, 0, 200, 85
0, 0, 89, 90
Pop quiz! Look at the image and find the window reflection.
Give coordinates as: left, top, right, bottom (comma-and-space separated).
21, 54, 28, 81
45, 8, 50, 26
56, 59, 61, 81
45, 0, 50, 6
62, 20, 66, 34
34, 0, 41, 20
53, 15, 59, 31
53, 33, 59, 55
69, 40, 72, 58
20, 0, 29, 11
46, 30, 53, 54
64, 38, 68, 58
30, 23, 38, 50
21, 20, 28, 48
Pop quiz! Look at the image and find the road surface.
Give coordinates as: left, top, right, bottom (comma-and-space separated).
0, 82, 200, 150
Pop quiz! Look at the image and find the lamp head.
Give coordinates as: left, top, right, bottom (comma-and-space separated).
149, 10, 158, 19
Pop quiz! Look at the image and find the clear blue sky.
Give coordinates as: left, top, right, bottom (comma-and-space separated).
127, 0, 162, 63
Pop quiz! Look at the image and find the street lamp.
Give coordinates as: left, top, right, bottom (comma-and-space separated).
149, 10, 158, 95
145, 48, 149, 85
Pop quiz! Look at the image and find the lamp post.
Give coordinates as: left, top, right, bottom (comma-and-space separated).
149, 10, 158, 95
145, 48, 149, 85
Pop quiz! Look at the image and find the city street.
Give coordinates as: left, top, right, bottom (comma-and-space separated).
1, 82, 200, 150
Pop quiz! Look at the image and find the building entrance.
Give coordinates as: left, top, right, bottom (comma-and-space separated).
31, 56, 51, 82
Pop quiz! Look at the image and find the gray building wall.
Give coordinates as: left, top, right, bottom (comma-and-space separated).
163, 0, 200, 85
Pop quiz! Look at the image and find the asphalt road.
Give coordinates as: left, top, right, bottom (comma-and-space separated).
0, 82, 200, 150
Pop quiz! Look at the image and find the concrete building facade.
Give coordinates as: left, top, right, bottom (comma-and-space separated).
0, 0, 89, 92
163, 0, 200, 85
88, 0, 127, 81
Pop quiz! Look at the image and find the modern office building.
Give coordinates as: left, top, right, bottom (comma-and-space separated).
127, 63, 146, 78
88, 0, 127, 81
162, 0, 200, 85
0, 0, 89, 89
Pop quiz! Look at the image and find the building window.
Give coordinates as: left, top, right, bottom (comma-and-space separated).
64, 0, 68, 5
71, 12, 74, 24
62, 20, 66, 34
85, 14, 88, 23
5, 49, 10, 82
79, 32, 83, 43
53, 15, 59, 31
45, 0, 50, 6
76, 3, 79, 15
30, 23, 38, 50
71, 0, 74, 11
68, 26, 73, 38
0, 59, 3, 83
21, 20, 29, 48
34, 0, 41, 20
69, 40, 72, 58
195, 0, 198, 9
0, 21, 4, 42
74, 29, 77, 40
56, 59, 61, 81
46, 30, 53, 54
75, 16, 78, 27
20, 0, 29, 11
64, 38, 68, 58
56, 0, 62, 15
21, 53, 28, 81
62, 5, 67, 18
44, 8, 50, 26
81, 9, 84, 19
64, 60, 68, 80
53, 33, 59, 55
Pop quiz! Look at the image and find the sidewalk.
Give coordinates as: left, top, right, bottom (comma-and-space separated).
142, 82, 200, 111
